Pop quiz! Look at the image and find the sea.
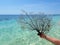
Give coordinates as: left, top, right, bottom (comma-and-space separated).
0, 15, 60, 45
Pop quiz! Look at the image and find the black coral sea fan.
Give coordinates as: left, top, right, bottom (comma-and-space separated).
19, 12, 52, 34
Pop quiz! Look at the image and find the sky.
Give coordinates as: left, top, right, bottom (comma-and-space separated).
0, 0, 60, 14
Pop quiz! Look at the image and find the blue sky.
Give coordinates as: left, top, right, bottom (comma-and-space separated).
0, 0, 60, 14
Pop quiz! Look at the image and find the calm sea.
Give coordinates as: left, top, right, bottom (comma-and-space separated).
0, 15, 60, 45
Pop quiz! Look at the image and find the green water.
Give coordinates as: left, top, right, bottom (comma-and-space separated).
0, 15, 60, 45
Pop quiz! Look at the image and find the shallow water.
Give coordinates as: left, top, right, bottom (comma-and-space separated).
0, 15, 60, 45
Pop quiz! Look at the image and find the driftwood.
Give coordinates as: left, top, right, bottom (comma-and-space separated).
18, 11, 52, 34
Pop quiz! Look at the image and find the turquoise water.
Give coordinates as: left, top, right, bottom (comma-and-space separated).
0, 15, 60, 45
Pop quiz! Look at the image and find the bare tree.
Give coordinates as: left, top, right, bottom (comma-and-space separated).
18, 11, 52, 35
